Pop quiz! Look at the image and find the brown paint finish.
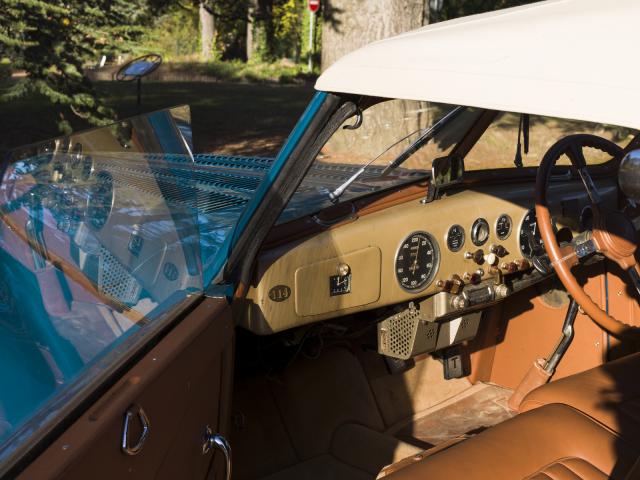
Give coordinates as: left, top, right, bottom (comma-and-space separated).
18, 297, 234, 480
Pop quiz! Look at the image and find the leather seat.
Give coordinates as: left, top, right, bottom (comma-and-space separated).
520, 352, 640, 438
383, 404, 639, 480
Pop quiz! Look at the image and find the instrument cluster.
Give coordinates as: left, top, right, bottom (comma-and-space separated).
393, 209, 545, 295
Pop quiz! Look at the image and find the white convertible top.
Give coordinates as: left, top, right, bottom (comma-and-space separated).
316, 0, 640, 129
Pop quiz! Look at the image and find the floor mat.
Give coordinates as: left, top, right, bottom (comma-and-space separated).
390, 383, 515, 446
260, 455, 371, 480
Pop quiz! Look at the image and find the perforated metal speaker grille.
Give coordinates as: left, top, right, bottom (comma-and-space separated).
386, 309, 420, 358
98, 247, 142, 305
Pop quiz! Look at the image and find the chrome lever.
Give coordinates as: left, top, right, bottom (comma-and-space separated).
121, 405, 150, 456
203, 426, 232, 480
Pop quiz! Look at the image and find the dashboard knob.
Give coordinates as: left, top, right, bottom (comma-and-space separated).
452, 295, 469, 310
501, 262, 518, 273
337, 263, 350, 276
484, 252, 498, 266
450, 274, 463, 294
465, 249, 485, 264
514, 259, 531, 271
495, 284, 510, 298
491, 244, 508, 257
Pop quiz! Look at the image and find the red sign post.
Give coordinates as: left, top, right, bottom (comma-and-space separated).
307, 0, 319, 71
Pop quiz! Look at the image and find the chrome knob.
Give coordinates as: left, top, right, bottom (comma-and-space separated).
452, 295, 469, 310
337, 263, 350, 276
495, 284, 510, 298
484, 252, 498, 266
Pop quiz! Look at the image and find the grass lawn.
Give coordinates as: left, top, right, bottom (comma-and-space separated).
0, 80, 316, 158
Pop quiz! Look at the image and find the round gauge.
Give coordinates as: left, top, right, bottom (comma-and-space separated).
395, 231, 439, 292
496, 214, 512, 240
471, 218, 490, 246
446, 224, 465, 252
519, 209, 543, 258
87, 171, 113, 230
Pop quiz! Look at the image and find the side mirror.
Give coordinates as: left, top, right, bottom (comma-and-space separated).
619, 149, 640, 202
431, 155, 464, 187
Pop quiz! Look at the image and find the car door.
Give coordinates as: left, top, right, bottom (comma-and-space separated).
15, 295, 234, 480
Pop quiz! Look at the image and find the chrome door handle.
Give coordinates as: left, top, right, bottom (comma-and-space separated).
203, 426, 231, 480
121, 405, 150, 456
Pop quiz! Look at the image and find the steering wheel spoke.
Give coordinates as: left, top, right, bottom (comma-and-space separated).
536, 134, 639, 339
567, 143, 603, 206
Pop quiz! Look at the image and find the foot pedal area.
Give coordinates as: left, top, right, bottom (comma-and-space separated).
384, 356, 415, 375
442, 346, 466, 379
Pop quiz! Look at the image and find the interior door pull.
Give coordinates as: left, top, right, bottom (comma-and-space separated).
121, 405, 150, 456
202, 426, 232, 480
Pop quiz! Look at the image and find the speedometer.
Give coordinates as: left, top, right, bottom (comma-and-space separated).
519, 209, 543, 258
395, 231, 439, 292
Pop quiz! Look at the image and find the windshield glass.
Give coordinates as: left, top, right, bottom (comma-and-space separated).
0, 106, 259, 455
278, 99, 481, 224
465, 112, 637, 170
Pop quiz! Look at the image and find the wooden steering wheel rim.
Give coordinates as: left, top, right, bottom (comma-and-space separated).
535, 134, 640, 340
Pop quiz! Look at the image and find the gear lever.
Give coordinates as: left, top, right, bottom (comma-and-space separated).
543, 298, 579, 373
508, 297, 579, 410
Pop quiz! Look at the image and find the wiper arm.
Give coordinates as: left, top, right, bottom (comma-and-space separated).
380, 106, 466, 177
327, 106, 466, 204
328, 158, 378, 203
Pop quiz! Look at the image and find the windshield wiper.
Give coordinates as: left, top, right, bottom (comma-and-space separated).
380, 106, 465, 177
327, 106, 466, 203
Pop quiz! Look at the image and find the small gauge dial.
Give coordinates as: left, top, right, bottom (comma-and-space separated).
519, 209, 543, 258
446, 224, 465, 252
471, 218, 490, 246
395, 231, 439, 292
496, 214, 512, 240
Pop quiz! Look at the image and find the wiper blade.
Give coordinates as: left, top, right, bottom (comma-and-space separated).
380, 106, 466, 177
327, 105, 466, 204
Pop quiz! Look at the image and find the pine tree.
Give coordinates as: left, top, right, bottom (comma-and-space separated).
0, 0, 150, 133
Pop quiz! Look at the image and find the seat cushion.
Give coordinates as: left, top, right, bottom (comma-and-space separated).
382, 404, 638, 480
520, 352, 640, 437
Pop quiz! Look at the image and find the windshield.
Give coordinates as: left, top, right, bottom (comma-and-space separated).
278, 99, 481, 224
0, 106, 260, 455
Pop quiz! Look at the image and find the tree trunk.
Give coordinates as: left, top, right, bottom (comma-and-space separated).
199, 2, 215, 61
246, 0, 258, 61
321, 0, 429, 71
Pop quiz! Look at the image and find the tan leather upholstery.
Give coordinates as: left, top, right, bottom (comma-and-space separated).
383, 404, 639, 480
521, 352, 640, 437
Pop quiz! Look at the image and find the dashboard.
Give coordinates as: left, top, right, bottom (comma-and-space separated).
240, 178, 618, 335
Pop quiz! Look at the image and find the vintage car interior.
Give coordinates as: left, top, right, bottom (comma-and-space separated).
2, 1, 640, 479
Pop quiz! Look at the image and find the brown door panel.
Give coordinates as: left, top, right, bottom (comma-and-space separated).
18, 297, 234, 480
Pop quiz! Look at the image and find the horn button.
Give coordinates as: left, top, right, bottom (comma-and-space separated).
593, 211, 637, 267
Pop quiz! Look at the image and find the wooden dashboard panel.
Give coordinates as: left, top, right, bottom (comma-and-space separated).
238, 179, 617, 335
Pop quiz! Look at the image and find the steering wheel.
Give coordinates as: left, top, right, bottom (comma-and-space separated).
536, 134, 640, 339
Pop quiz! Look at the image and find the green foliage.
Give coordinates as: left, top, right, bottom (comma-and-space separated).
436, 0, 537, 22
0, 0, 151, 133
162, 59, 313, 83
138, 6, 200, 60
252, 0, 312, 62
